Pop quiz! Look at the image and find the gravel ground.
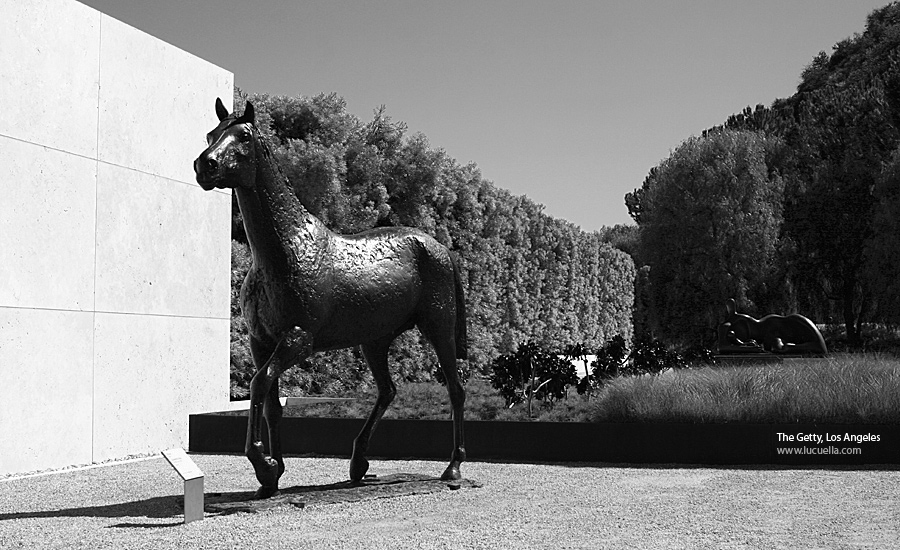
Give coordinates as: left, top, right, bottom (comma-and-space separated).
1, 454, 898, 549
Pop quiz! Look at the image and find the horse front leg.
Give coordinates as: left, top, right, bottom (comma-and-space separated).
263, 377, 285, 480
245, 332, 310, 498
350, 340, 395, 483
245, 359, 282, 498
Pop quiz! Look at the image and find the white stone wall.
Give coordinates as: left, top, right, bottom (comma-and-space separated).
0, 0, 234, 475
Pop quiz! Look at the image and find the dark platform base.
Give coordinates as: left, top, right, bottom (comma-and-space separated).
194, 473, 482, 514
713, 353, 827, 364
714, 353, 784, 364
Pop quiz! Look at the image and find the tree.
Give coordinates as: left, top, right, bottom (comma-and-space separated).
863, 146, 900, 324
598, 224, 640, 260
784, 81, 899, 343
710, 4, 900, 339
630, 130, 785, 344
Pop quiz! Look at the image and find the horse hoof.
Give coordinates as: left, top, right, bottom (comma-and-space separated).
349, 458, 369, 482
254, 485, 280, 500
440, 465, 462, 481
253, 457, 280, 488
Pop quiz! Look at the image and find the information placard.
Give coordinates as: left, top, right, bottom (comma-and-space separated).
162, 448, 204, 523
162, 447, 204, 481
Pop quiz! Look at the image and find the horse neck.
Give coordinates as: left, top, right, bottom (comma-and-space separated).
235, 143, 327, 274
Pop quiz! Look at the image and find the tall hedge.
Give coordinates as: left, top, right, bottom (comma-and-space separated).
228, 89, 633, 396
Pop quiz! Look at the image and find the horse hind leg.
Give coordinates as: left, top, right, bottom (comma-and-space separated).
422, 326, 466, 481
349, 339, 396, 483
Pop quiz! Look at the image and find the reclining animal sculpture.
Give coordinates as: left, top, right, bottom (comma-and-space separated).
717, 298, 827, 355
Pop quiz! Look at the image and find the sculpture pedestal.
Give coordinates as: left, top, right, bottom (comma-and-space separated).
197, 473, 482, 514
714, 353, 826, 365
714, 353, 783, 365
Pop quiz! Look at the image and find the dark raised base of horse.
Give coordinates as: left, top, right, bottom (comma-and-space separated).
197, 473, 482, 514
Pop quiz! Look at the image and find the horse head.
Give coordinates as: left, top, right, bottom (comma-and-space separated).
194, 98, 259, 191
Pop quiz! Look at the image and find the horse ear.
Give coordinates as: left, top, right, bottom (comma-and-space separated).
242, 101, 256, 123
215, 97, 229, 121
725, 298, 736, 316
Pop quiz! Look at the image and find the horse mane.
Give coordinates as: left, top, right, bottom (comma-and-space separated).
231, 113, 300, 203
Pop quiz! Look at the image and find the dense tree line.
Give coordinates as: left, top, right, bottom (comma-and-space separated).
228, 90, 634, 397
626, 2, 900, 345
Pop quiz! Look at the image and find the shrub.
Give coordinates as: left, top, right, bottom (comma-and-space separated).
585, 335, 685, 394
682, 343, 717, 365
590, 335, 629, 385
489, 341, 578, 415
625, 337, 684, 376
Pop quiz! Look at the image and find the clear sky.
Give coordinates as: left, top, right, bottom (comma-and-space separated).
80, 0, 891, 230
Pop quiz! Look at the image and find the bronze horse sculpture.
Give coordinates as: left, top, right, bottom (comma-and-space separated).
717, 298, 827, 355
194, 99, 467, 498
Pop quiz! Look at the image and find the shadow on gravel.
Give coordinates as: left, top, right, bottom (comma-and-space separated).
0, 473, 481, 523
0, 495, 181, 522
110, 521, 184, 529
203, 473, 481, 514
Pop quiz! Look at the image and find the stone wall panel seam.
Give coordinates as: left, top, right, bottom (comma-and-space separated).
91, 11, 103, 465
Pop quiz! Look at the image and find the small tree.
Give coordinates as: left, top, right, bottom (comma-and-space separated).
490, 341, 577, 417
535, 354, 579, 407
489, 341, 538, 408
591, 335, 629, 386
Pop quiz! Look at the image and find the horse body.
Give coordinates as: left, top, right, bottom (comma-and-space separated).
239, 226, 432, 351
305, 228, 456, 351
195, 99, 466, 497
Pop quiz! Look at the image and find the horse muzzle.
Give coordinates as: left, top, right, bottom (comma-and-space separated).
194, 155, 222, 190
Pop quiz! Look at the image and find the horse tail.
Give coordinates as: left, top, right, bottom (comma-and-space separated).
450, 253, 468, 360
